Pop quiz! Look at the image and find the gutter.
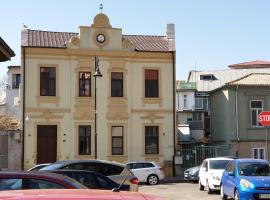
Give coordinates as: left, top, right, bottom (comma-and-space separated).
21, 46, 25, 170
172, 51, 176, 176
235, 85, 239, 157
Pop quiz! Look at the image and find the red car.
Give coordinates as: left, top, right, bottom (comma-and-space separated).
0, 189, 164, 200
0, 171, 87, 190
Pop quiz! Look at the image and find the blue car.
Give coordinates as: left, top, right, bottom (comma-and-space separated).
220, 159, 270, 200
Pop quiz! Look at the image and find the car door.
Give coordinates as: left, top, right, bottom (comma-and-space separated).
226, 161, 236, 197
130, 163, 146, 182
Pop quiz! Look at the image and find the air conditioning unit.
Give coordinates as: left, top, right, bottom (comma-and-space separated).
14, 97, 21, 106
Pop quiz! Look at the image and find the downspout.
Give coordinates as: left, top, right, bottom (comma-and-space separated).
172, 51, 176, 176
21, 46, 25, 170
235, 85, 239, 157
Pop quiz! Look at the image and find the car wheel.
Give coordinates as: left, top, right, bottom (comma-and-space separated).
199, 180, 204, 191
147, 174, 159, 185
220, 184, 227, 200
206, 180, 212, 194
234, 189, 239, 200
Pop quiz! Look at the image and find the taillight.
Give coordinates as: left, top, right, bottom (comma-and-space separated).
130, 177, 139, 185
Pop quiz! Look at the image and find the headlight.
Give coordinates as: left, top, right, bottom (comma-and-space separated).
240, 179, 254, 189
211, 175, 220, 181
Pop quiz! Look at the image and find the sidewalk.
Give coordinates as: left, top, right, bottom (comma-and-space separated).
160, 176, 185, 184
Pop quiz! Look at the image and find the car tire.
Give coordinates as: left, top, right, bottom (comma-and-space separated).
220, 184, 227, 200
147, 174, 159, 185
199, 180, 204, 191
234, 189, 239, 200
206, 180, 212, 194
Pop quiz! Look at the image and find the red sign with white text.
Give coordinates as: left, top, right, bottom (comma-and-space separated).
258, 111, 270, 126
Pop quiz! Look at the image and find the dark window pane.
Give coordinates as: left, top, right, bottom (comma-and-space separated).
79, 72, 91, 97
12, 74, 21, 89
251, 101, 262, 108
145, 70, 159, 98
111, 126, 123, 155
145, 126, 159, 154
40, 67, 56, 96
79, 126, 91, 155
111, 72, 123, 97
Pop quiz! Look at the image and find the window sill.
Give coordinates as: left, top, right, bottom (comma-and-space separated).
247, 126, 266, 130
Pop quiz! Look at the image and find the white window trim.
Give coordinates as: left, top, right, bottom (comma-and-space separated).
252, 147, 265, 159
250, 99, 263, 127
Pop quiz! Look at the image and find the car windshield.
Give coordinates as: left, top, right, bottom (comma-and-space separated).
209, 160, 230, 169
238, 162, 270, 176
39, 163, 63, 171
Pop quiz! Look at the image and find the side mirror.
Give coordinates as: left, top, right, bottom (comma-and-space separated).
228, 171, 235, 176
201, 167, 206, 172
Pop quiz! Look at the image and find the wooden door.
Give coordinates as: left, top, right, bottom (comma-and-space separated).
37, 125, 57, 164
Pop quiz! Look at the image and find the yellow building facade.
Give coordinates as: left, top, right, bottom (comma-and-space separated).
21, 13, 176, 170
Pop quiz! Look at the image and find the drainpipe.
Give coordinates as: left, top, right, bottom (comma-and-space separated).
235, 85, 239, 157
172, 51, 176, 176
22, 46, 25, 170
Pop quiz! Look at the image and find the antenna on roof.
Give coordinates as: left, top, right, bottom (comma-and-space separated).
99, 3, 103, 13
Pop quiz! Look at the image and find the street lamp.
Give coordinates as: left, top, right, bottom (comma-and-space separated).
93, 56, 102, 159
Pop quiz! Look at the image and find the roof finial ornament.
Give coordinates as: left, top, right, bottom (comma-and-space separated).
99, 3, 103, 13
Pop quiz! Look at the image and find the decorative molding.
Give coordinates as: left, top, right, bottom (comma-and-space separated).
31, 110, 63, 122
66, 36, 80, 49
131, 109, 173, 114
107, 155, 128, 163
36, 96, 60, 106
73, 100, 94, 120
26, 108, 70, 113
142, 98, 163, 107
106, 98, 129, 120
140, 112, 164, 123
91, 13, 112, 28
122, 38, 135, 51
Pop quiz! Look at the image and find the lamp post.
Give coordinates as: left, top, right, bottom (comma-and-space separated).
93, 56, 102, 159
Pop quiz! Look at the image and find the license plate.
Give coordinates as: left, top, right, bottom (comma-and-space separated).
259, 194, 270, 199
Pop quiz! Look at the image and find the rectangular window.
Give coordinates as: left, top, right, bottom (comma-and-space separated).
111, 72, 123, 97
145, 69, 159, 98
250, 100, 263, 127
183, 95, 187, 108
40, 67, 56, 96
111, 126, 123, 155
195, 97, 208, 110
79, 72, 91, 97
145, 126, 159, 154
253, 148, 265, 159
79, 126, 91, 155
12, 74, 21, 89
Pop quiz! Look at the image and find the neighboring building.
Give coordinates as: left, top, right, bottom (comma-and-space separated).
210, 73, 270, 160
0, 37, 15, 62
21, 13, 176, 171
6, 65, 21, 119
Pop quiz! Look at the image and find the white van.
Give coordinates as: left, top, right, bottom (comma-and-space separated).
198, 157, 233, 194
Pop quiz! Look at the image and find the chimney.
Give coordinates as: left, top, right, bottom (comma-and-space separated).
166, 23, 175, 51
166, 23, 175, 39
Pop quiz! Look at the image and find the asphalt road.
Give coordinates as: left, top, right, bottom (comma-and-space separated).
139, 182, 221, 200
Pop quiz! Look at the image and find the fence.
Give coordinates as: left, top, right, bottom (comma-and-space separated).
180, 144, 231, 168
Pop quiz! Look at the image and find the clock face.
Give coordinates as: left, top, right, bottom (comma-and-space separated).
96, 34, 105, 43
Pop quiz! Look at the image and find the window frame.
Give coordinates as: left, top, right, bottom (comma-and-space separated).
12, 74, 21, 89
40, 67, 56, 96
250, 100, 263, 127
145, 126, 159, 154
252, 147, 265, 159
111, 126, 124, 155
111, 72, 123, 97
78, 125, 91, 155
79, 72, 91, 97
144, 69, 159, 98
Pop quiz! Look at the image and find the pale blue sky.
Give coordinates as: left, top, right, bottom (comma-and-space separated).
1, 0, 270, 80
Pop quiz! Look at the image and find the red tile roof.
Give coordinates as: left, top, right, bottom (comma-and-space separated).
229, 60, 270, 69
226, 73, 270, 86
21, 29, 172, 52
0, 37, 15, 62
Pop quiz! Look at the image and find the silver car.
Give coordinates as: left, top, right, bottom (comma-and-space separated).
39, 159, 138, 191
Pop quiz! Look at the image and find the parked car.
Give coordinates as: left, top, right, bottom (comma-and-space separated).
198, 157, 233, 193
184, 165, 200, 183
0, 171, 87, 190
27, 163, 51, 171
40, 159, 138, 191
0, 189, 164, 200
220, 159, 270, 200
126, 161, 165, 185
51, 170, 130, 191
